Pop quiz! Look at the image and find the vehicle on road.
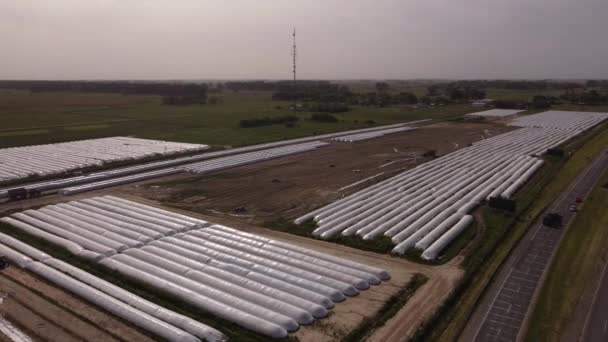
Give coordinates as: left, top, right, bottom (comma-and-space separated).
543, 213, 563, 228
575, 197, 583, 203
569, 205, 577, 212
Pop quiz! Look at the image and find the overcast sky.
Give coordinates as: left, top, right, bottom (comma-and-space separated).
1, 0, 607, 80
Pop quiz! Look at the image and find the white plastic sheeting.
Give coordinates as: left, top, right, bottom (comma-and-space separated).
0, 240, 225, 342
101, 223, 389, 337
421, 215, 474, 260
45, 259, 226, 342
100, 223, 389, 337
0, 137, 208, 183
2, 120, 430, 196
295, 110, 608, 259
465, 109, 524, 118
0, 217, 89, 258
1, 196, 390, 338
332, 127, 415, 143
183, 141, 328, 174
2, 198, 199, 256
59, 141, 328, 194
10, 212, 117, 257
100, 257, 289, 338
60, 168, 181, 195
29, 261, 201, 342
509, 110, 608, 130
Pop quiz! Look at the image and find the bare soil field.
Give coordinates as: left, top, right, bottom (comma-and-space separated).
0, 267, 153, 342
127, 121, 511, 226
0, 121, 506, 341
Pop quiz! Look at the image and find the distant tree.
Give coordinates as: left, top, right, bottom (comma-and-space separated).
239, 115, 299, 128
310, 113, 338, 123
375, 82, 390, 92
494, 100, 526, 109
531, 95, 551, 109
587, 80, 600, 88
207, 96, 221, 104
449, 88, 466, 101
427, 85, 441, 96
304, 102, 349, 113
397, 92, 418, 104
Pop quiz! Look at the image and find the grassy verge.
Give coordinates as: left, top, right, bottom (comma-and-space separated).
525, 169, 608, 341
341, 274, 428, 342
412, 121, 608, 341
0, 222, 293, 342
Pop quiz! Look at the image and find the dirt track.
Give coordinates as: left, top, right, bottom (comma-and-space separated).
128, 122, 510, 226
0, 121, 506, 341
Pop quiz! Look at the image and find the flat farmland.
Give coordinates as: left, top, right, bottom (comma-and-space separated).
123, 121, 512, 227
0, 90, 474, 148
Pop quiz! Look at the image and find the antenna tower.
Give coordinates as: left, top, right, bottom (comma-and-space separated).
292, 28, 297, 114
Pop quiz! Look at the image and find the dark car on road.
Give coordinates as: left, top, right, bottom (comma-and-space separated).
543, 213, 563, 228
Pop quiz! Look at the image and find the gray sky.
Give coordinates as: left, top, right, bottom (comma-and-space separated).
1, 0, 607, 80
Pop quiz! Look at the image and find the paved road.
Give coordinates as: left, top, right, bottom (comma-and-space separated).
460, 148, 608, 342
582, 250, 608, 342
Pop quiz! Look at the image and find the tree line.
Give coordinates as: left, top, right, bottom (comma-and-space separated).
0, 80, 208, 105
239, 115, 299, 128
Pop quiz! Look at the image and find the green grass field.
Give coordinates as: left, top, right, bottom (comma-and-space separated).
0, 90, 473, 148
2, 87, 607, 149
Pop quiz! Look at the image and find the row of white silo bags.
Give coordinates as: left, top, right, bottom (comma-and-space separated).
420, 215, 474, 260
59, 168, 181, 195
1, 119, 429, 192
99, 224, 390, 338
0, 195, 391, 338
2, 123, 395, 191
295, 111, 608, 259
0, 234, 226, 342
26, 156, 197, 194
217, 119, 430, 154
509, 110, 608, 130
179, 120, 424, 162
464, 109, 524, 118
183, 141, 328, 174
0, 137, 209, 183
331, 126, 415, 143
1, 196, 206, 260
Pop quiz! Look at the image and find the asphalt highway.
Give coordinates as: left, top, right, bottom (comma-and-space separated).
460, 148, 608, 342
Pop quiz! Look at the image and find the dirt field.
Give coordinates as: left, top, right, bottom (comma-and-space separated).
0, 267, 154, 342
0, 121, 507, 341
126, 121, 511, 226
